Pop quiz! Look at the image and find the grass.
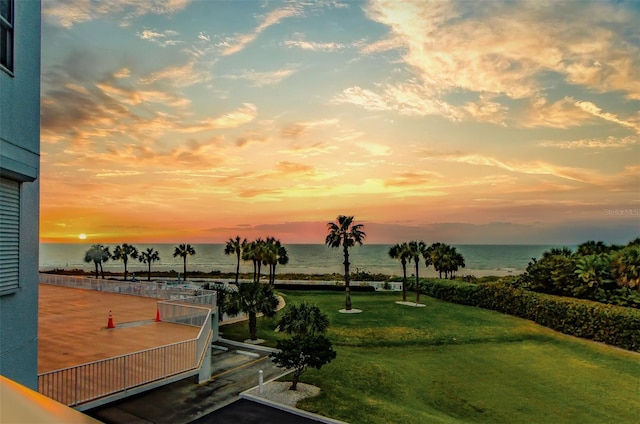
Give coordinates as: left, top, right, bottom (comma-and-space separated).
220, 290, 640, 424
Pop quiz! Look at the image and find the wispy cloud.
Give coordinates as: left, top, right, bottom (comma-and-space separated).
284, 38, 346, 52
138, 61, 211, 88
360, 36, 404, 54
226, 66, 299, 87
575, 101, 640, 134
539, 136, 639, 150
519, 97, 593, 129
137, 28, 181, 47
422, 149, 596, 184
223, 5, 301, 56
356, 141, 392, 157
333, 82, 462, 120
178, 103, 257, 133
43, 0, 192, 28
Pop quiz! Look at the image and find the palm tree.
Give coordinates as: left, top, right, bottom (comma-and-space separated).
173, 243, 196, 281
389, 242, 411, 302
325, 215, 366, 311
611, 246, 640, 291
224, 236, 247, 284
242, 238, 267, 283
138, 248, 160, 281
576, 240, 609, 256
264, 237, 289, 285
227, 281, 279, 340
276, 302, 329, 336
112, 243, 139, 281
407, 240, 427, 304
449, 248, 465, 279
84, 244, 110, 279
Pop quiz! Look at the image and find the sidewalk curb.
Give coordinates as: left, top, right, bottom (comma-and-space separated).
239, 372, 349, 424
218, 337, 280, 354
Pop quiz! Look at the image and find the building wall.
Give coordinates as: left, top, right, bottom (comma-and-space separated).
0, 0, 41, 390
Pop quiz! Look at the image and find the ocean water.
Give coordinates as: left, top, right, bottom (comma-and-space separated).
39, 244, 564, 277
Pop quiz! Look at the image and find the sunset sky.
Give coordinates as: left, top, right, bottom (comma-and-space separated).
39, 0, 639, 244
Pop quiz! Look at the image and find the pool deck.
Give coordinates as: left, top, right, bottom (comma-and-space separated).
38, 284, 200, 373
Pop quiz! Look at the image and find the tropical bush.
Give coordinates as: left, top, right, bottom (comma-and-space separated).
422, 279, 640, 351
516, 239, 640, 308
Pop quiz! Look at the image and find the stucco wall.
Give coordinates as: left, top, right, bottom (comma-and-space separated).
0, 0, 41, 390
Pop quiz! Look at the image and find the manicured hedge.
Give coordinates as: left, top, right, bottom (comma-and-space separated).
422, 279, 640, 352
274, 283, 376, 292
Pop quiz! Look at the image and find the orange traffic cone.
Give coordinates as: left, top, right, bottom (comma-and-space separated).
107, 310, 115, 329
155, 308, 161, 322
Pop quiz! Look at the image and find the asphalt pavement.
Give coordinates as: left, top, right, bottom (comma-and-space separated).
87, 340, 290, 424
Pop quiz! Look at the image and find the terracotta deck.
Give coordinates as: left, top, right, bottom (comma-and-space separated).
38, 284, 200, 373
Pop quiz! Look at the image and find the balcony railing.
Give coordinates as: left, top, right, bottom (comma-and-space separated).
37, 274, 214, 408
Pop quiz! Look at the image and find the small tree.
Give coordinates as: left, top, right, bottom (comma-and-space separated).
270, 334, 336, 391
225, 236, 247, 284
227, 281, 279, 340
276, 302, 329, 336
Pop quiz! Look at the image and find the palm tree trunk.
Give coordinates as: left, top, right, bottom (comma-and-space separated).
343, 244, 351, 310
249, 311, 258, 340
99, 262, 105, 279
148, 263, 151, 281
253, 260, 257, 283
402, 263, 407, 302
183, 257, 187, 281
124, 259, 128, 282
235, 253, 240, 284
415, 260, 420, 304
94, 262, 99, 279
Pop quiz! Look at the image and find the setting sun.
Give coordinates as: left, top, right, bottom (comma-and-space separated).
78, 233, 87, 240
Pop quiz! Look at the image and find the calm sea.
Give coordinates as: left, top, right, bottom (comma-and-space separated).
39, 244, 566, 277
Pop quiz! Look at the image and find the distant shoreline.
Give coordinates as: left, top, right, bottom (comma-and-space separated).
39, 267, 520, 281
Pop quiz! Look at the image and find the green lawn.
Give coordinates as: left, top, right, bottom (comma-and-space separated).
220, 290, 640, 424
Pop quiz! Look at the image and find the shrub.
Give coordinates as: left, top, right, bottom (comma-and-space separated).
423, 279, 640, 352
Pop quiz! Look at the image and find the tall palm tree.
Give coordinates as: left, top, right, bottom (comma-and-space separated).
276, 302, 329, 336
264, 237, 289, 285
389, 242, 411, 302
224, 236, 247, 284
242, 238, 267, 283
173, 243, 196, 281
325, 215, 366, 311
406, 241, 428, 304
426, 242, 443, 278
227, 281, 279, 340
84, 244, 110, 279
138, 248, 160, 281
112, 243, 138, 281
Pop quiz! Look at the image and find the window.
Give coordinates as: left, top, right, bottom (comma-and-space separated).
0, 0, 13, 72
0, 177, 20, 294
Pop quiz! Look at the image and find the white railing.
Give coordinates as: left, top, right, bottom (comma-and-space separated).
39, 273, 216, 305
38, 339, 197, 406
38, 304, 211, 407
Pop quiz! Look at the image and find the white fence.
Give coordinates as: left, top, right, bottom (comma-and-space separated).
38, 305, 211, 407
39, 273, 216, 304
37, 274, 214, 408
